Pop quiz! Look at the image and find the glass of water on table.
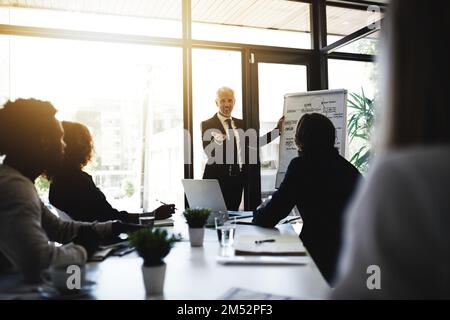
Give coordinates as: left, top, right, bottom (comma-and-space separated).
215, 214, 237, 247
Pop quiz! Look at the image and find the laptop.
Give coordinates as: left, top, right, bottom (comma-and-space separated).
181, 179, 254, 223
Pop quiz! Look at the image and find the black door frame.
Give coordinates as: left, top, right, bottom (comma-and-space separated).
243, 50, 313, 210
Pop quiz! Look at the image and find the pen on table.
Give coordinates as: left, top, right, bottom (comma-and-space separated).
156, 199, 178, 211
282, 217, 301, 224
254, 239, 276, 244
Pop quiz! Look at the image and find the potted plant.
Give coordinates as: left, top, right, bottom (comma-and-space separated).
183, 208, 211, 247
347, 88, 375, 173
129, 228, 180, 295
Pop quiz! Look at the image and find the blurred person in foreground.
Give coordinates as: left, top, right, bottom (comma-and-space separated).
332, 0, 450, 299
49, 121, 175, 223
0, 99, 141, 283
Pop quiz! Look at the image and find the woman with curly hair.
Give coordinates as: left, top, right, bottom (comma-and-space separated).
49, 121, 174, 223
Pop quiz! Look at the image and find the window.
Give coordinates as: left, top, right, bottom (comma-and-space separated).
143, 50, 184, 211
327, 5, 382, 55
192, 48, 242, 179
0, 35, 184, 211
258, 63, 307, 196
328, 59, 377, 172
0, 1, 182, 38
0, 0, 381, 210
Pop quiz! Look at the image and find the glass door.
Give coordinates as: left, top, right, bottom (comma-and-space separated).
192, 48, 243, 180
246, 51, 309, 209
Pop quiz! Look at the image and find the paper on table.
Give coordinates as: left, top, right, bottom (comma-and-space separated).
216, 255, 308, 265
234, 235, 306, 256
89, 247, 114, 261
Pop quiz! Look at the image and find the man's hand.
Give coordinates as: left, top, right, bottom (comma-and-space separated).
72, 225, 101, 258
153, 204, 175, 220
276, 116, 285, 132
211, 131, 227, 143
256, 195, 272, 210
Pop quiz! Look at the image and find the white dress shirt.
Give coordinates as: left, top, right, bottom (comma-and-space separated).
216, 112, 243, 168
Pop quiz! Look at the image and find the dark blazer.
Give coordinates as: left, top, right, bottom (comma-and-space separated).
201, 114, 245, 179
201, 113, 279, 179
252, 150, 362, 284
49, 169, 128, 222
201, 113, 280, 210
200, 114, 247, 210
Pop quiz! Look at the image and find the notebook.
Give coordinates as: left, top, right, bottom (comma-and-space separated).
216, 255, 308, 265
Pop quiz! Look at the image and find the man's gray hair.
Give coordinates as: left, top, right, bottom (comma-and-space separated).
216, 86, 235, 99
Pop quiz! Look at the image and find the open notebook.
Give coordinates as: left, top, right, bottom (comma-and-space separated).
233, 235, 306, 256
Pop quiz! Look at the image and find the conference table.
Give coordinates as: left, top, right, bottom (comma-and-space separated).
0, 216, 331, 300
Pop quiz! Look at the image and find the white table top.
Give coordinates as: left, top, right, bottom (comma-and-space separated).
0, 218, 331, 300
91, 219, 330, 300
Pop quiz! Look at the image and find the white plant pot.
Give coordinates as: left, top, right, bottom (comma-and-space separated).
188, 228, 205, 247
141, 262, 166, 295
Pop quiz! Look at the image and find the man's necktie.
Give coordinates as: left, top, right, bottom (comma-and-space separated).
224, 118, 238, 166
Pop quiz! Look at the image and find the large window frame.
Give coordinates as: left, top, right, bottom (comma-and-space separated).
0, 0, 386, 210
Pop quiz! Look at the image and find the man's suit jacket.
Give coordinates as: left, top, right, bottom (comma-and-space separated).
201, 113, 280, 180
201, 114, 245, 180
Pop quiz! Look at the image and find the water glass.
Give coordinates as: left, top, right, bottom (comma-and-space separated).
139, 216, 155, 228
215, 216, 236, 247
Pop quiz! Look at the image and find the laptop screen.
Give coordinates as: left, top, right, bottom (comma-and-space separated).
181, 179, 227, 212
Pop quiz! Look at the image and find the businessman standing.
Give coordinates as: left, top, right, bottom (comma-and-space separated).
201, 87, 283, 210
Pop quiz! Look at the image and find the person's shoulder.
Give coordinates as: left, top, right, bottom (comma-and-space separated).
287, 156, 303, 171
289, 155, 302, 165
232, 117, 244, 129
371, 146, 450, 190
55, 169, 95, 188
0, 165, 39, 203
201, 114, 219, 130
72, 170, 96, 186
372, 146, 450, 175
381, 145, 450, 166
336, 154, 362, 177
202, 114, 218, 125
55, 167, 90, 180
355, 146, 450, 199
0, 165, 34, 189
232, 117, 244, 124
356, 146, 450, 230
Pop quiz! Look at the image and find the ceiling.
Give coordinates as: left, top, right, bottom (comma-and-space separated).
0, 0, 383, 36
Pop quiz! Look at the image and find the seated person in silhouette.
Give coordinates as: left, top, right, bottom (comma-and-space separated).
0, 99, 141, 282
49, 121, 175, 223
252, 113, 361, 285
